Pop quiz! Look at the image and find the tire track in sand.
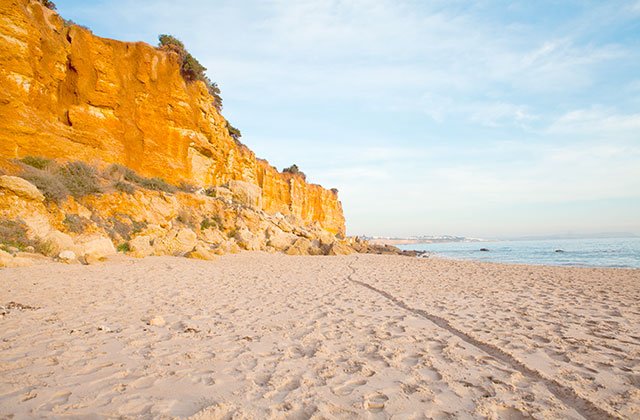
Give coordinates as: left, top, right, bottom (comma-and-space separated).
345, 257, 618, 420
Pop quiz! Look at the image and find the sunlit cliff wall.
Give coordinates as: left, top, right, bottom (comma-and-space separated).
0, 0, 345, 235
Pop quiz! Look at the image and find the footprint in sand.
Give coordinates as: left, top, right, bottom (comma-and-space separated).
37, 391, 71, 411
364, 392, 389, 411
331, 379, 367, 396
495, 406, 533, 420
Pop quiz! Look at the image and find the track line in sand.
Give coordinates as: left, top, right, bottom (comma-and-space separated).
345, 258, 618, 420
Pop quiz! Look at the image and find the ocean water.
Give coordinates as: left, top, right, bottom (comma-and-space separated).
397, 237, 640, 268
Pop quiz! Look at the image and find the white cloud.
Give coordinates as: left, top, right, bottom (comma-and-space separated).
547, 108, 640, 137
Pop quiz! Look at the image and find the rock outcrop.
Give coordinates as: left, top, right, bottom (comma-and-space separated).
0, 0, 345, 235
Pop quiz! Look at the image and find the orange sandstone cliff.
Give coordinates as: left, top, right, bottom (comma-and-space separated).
0, 0, 345, 235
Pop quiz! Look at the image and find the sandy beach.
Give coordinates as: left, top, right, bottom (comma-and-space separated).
1, 254, 639, 419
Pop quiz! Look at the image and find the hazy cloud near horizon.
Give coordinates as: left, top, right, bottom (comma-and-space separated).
55, 0, 640, 238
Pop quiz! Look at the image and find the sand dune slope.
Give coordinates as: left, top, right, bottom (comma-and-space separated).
1, 254, 638, 419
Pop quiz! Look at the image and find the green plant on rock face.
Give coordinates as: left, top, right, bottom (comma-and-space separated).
200, 217, 219, 231
34, 240, 56, 257
178, 181, 198, 193
157, 34, 223, 112
227, 123, 241, 141
58, 161, 103, 198
0, 219, 32, 250
38, 0, 56, 10
106, 164, 176, 194
63, 214, 90, 234
117, 242, 130, 253
0, 219, 53, 255
19, 166, 69, 203
131, 220, 148, 235
106, 164, 144, 184
20, 156, 53, 170
114, 181, 136, 195
139, 177, 176, 193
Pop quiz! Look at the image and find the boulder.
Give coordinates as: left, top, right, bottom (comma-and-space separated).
234, 228, 262, 251
213, 239, 242, 255
325, 241, 355, 256
187, 244, 217, 261
285, 237, 312, 256
153, 228, 197, 256
201, 227, 226, 245
78, 236, 116, 264
275, 218, 294, 233
44, 230, 75, 254
0, 176, 44, 202
307, 240, 325, 256
129, 235, 153, 258
58, 250, 77, 263
266, 228, 296, 251
316, 229, 337, 246
227, 180, 262, 209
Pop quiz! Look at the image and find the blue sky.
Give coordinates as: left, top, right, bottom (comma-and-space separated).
54, 0, 640, 238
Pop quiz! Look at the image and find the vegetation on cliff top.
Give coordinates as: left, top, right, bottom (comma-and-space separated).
283, 164, 307, 180
157, 34, 223, 112
157, 35, 244, 144
37, 0, 56, 10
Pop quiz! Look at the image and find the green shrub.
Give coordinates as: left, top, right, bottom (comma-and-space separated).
106, 164, 176, 193
58, 161, 102, 198
20, 167, 69, 203
139, 177, 176, 193
283, 164, 300, 174
283, 164, 307, 180
178, 181, 198, 193
114, 181, 136, 195
106, 164, 142, 183
131, 220, 148, 235
109, 216, 134, 241
200, 217, 219, 230
0, 219, 55, 255
34, 240, 56, 257
117, 242, 130, 253
63, 214, 90, 234
0, 219, 32, 250
176, 210, 197, 228
158, 34, 223, 111
20, 156, 53, 170
38, 0, 56, 10
227, 123, 241, 141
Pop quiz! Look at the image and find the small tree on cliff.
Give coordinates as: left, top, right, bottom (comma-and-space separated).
283, 164, 307, 180
38, 0, 56, 10
227, 123, 241, 141
158, 34, 223, 112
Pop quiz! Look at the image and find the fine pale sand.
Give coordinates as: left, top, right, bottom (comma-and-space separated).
1, 254, 639, 419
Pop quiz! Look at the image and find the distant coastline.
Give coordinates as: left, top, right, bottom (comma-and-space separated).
365, 235, 485, 246
366, 232, 639, 247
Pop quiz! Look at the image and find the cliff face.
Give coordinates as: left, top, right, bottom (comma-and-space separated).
0, 0, 345, 235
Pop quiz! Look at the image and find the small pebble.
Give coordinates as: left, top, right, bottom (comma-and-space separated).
148, 316, 166, 327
